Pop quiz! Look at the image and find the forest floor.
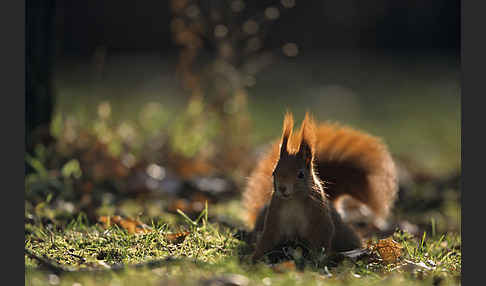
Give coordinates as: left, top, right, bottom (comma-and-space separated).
25, 54, 461, 285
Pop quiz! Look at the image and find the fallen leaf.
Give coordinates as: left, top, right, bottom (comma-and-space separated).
81, 181, 94, 193
271, 260, 296, 273
166, 196, 210, 215
98, 215, 152, 234
167, 199, 190, 213
165, 231, 190, 244
374, 237, 403, 264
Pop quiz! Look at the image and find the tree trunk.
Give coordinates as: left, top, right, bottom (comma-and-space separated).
26, 0, 56, 155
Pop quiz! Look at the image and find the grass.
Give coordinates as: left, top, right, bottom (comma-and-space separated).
25, 200, 461, 286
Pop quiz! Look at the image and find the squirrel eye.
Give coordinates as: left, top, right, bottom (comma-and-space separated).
297, 170, 305, 179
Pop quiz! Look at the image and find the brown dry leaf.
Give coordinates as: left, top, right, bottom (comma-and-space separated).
166, 231, 190, 244
167, 195, 210, 215
365, 239, 375, 249
271, 260, 296, 273
167, 199, 191, 213
170, 0, 188, 13
98, 215, 152, 234
374, 237, 403, 264
81, 181, 93, 193
111, 160, 130, 178
190, 193, 211, 212
168, 154, 214, 178
191, 193, 211, 203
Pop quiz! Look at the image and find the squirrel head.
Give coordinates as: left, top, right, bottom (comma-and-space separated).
273, 111, 319, 199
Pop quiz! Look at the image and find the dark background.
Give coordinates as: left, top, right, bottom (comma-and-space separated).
55, 0, 459, 58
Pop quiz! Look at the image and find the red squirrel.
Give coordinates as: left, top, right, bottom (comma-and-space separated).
243, 112, 398, 262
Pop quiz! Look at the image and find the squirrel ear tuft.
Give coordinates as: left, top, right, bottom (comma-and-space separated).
299, 139, 313, 167
280, 111, 294, 156
298, 112, 316, 167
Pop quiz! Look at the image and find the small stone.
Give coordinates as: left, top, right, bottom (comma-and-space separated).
47, 274, 60, 285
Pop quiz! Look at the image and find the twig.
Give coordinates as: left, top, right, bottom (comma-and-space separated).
25, 248, 75, 274
25, 248, 190, 275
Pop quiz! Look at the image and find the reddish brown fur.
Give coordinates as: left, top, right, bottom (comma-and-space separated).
243, 112, 398, 260
313, 123, 397, 222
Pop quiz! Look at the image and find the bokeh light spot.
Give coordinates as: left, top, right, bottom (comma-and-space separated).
265, 7, 280, 20
282, 42, 299, 57
281, 0, 296, 8
146, 164, 166, 180
231, 0, 245, 13
185, 5, 200, 19
97, 101, 111, 119
214, 24, 229, 38
242, 20, 259, 35
246, 37, 262, 52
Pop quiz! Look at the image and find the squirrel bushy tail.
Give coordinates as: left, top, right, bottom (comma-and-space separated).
243, 112, 398, 231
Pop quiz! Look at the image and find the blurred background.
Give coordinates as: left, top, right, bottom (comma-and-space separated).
26, 0, 460, 235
